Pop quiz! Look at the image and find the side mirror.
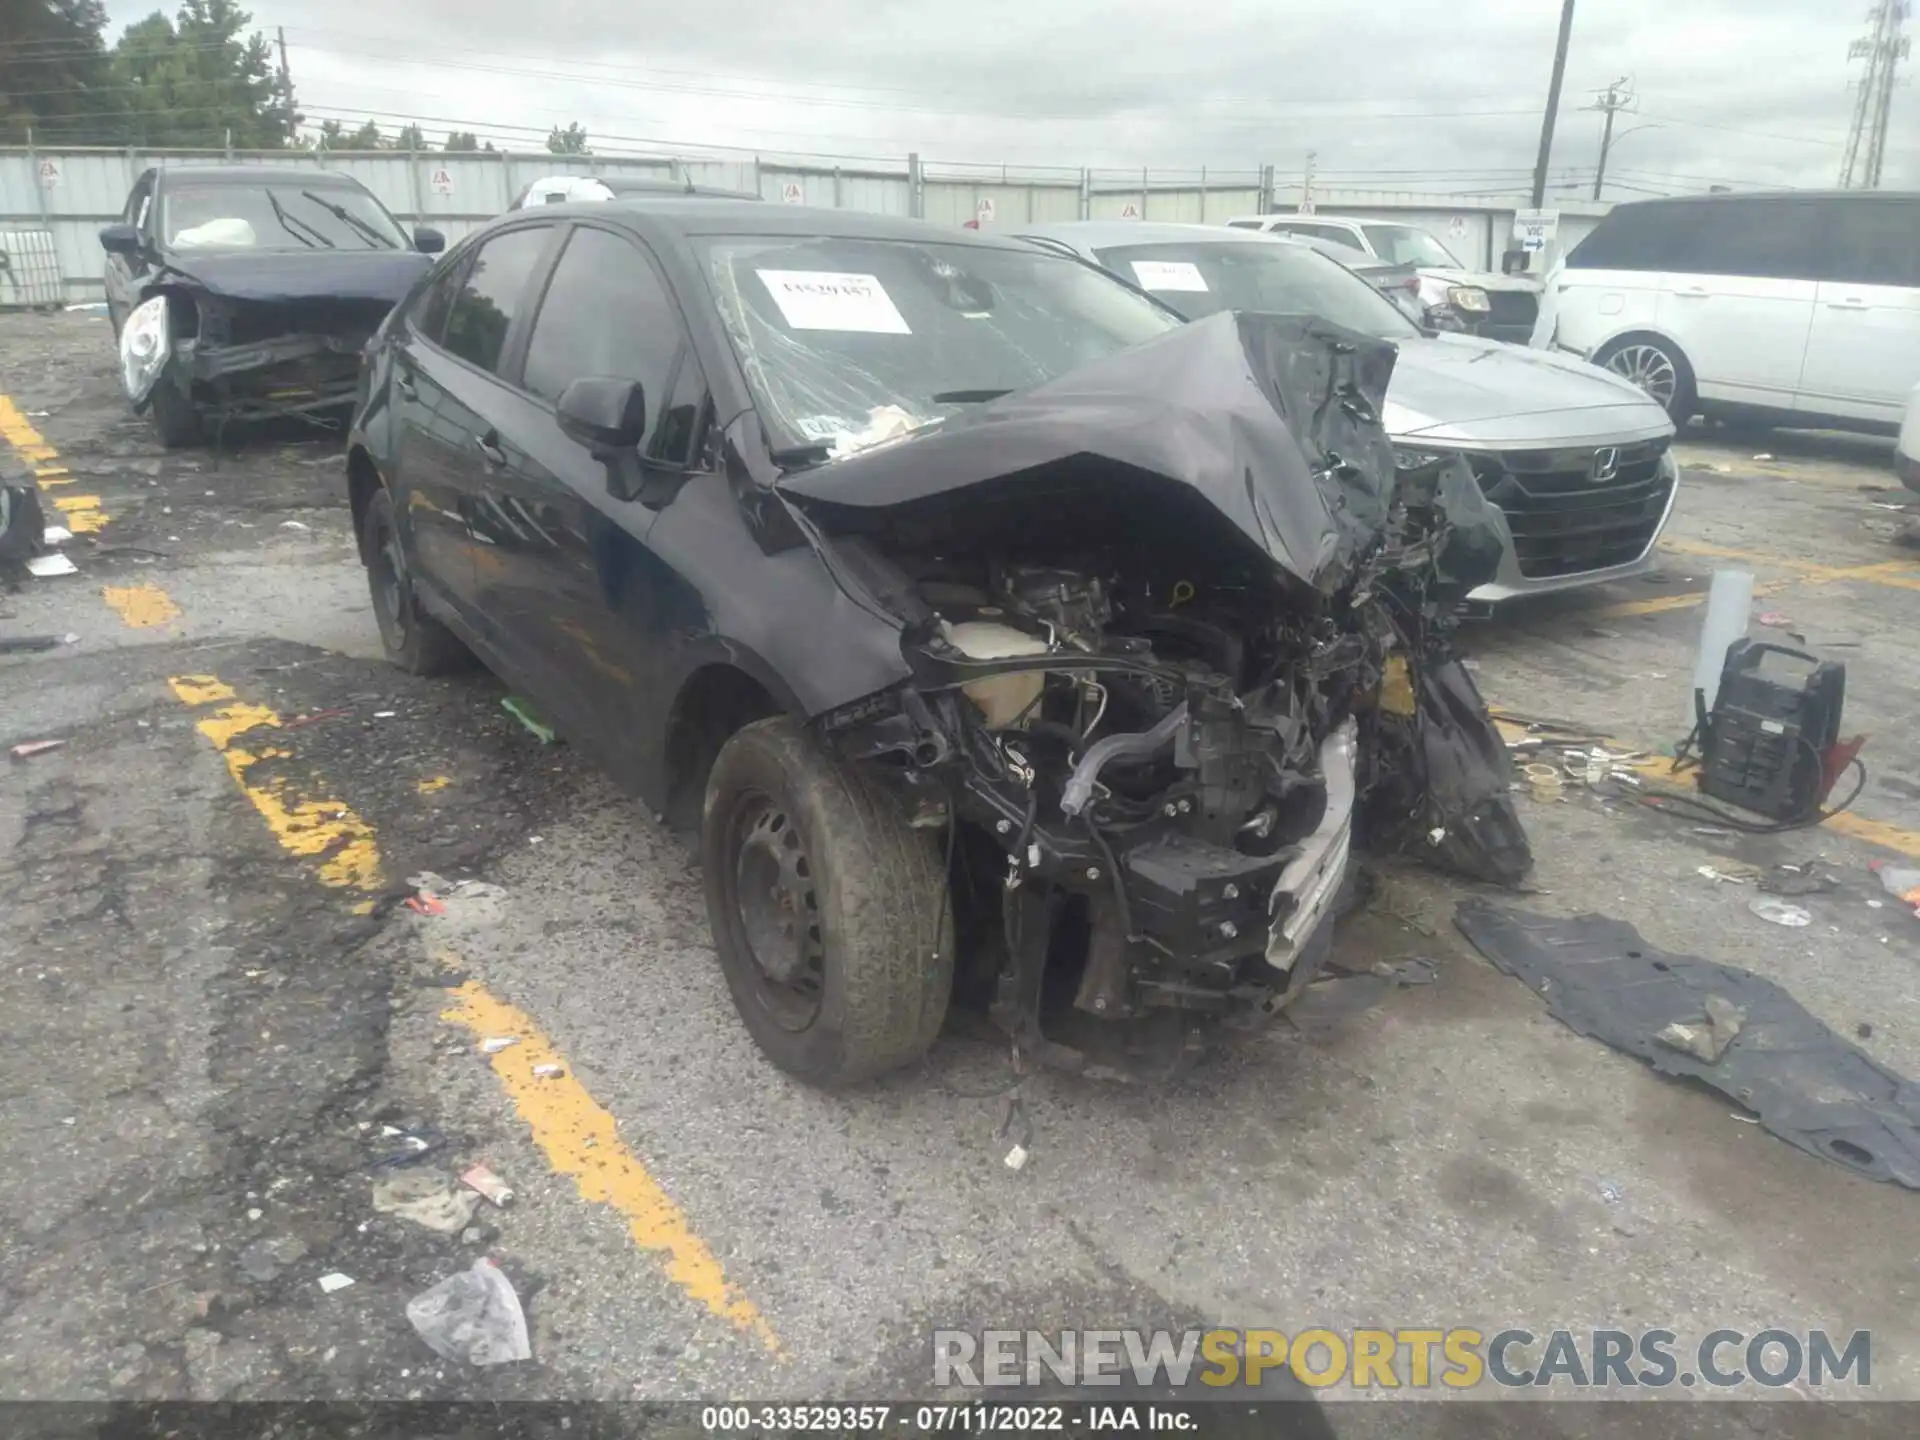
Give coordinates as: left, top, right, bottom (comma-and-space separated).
557, 376, 646, 454
413, 225, 446, 255
99, 223, 142, 257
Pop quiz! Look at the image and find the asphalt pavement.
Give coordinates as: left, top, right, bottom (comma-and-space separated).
3, 309, 1918, 1429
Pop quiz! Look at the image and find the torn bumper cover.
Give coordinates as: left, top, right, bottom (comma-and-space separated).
785, 312, 1531, 1049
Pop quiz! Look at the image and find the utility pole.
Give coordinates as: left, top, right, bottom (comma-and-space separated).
1530, 0, 1578, 207
1301, 150, 1317, 214
276, 26, 295, 144
1840, 0, 1910, 188
1586, 76, 1634, 200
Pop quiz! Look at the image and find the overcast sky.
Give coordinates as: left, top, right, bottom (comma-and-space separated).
106, 0, 1896, 194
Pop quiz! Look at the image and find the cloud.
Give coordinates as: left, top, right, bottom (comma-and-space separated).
106, 0, 1891, 189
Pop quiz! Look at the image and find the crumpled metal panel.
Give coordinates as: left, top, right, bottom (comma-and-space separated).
1455, 901, 1920, 1188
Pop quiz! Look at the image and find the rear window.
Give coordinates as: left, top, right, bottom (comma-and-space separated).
1567, 196, 1827, 281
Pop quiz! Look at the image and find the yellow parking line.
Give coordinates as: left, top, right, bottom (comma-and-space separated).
1660, 538, 1920, 591
102, 582, 182, 628
168, 675, 384, 892
440, 981, 783, 1355
0, 395, 110, 532
167, 670, 775, 1349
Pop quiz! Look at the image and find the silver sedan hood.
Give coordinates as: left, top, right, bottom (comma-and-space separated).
1383, 332, 1674, 447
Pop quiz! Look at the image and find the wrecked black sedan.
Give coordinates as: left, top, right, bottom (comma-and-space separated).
101, 165, 445, 447
347, 201, 1530, 1087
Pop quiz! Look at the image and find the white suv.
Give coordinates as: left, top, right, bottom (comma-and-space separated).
1533, 190, 1920, 431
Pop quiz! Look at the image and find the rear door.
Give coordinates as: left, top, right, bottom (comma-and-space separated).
1652, 196, 1821, 409
399, 223, 561, 645
1796, 195, 1920, 424
466, 222, 709, 770
387, 254, 476, 616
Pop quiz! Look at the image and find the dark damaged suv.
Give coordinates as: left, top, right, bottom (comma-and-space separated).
347, 200, 1531, 1087
101, 165, 445, 447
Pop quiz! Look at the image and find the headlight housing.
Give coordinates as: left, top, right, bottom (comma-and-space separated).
118, 294, 171, 406
1393, 447, 1447, 472
1446, 285, 1491, 313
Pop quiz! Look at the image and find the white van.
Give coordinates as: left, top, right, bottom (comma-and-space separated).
1534, 190, 1920, 431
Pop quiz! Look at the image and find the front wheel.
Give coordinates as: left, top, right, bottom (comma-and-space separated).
148, 382, 203, 449
1594, 335, 1696, 425
702, 716, 953, 1088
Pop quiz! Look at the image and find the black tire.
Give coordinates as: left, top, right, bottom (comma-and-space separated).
361, 485, 473, 676
702, 716, 953, 1087
1593, 334, 1696, 426
149, 382, 203, 449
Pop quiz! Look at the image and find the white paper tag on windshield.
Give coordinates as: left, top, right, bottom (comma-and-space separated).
1129, 260, 1209, 292
756, 271, 911, 334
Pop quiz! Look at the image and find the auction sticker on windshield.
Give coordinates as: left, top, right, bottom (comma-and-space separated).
756, 270, 911, 333
1129, 260, 1209, 292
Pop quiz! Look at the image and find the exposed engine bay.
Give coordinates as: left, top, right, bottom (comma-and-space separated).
783, 313, 1533, 1073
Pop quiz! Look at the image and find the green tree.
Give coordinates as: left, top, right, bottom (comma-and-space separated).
346, 119, 384, 149
546, 121, 589, 155
107, 0, 298, 148
315, 117, 343, 149
443, 130, 480, 152
395, 122, 424, 151
1, 0, 116, 144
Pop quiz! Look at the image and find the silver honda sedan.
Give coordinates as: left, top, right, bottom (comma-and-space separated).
1016, 221, 1678, 602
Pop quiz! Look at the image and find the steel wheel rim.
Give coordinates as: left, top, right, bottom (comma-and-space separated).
1606, 344, 1678, 407
729, 792, 824, 1031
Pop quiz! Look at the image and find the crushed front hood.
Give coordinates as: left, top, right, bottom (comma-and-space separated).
1384, 332, 1674, 441
777, 312, 1415, 595
158, 249, 431, 305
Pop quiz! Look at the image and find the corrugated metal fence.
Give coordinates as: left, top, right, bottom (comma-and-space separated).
0, 144, 1277, 302
0, 143, 1598, 303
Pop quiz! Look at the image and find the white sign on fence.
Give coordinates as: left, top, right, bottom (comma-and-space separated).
1448, 215, 1469, 241
1513, 208, 1559, 253
429, 167, 455, 195
1119, 201, 1140, 220
976, 196, 995, 223
781, 181, 804, 204
37, 157, 61, 189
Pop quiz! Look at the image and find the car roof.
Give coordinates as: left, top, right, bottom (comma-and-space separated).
1019, 219, 1323, 250
153, 165, 367, 188
1604, 188, 1920, 207
501, 198, 1042, 250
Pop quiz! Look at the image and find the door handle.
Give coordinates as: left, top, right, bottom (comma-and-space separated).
1674, 286, 1710, 298
396, 371, 418, 400
474, 432, 507, 467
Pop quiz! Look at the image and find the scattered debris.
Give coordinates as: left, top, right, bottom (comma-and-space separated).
501, 695, 557, 744
532, 1063, 565, 1079
25, 553, 77, 578
317, 1272, 355, 1294
1690, 826, 1737, 839
1757, 612, 1795, 628
1749, 896, 1812, 927
1656, 995, 1747, 1063
42, 526, 70, 544
1759, 861, 1836, 897
1456, 902, 1920, 1187
0, 634, 77, 654
1697, 863, 1759, 885
406, 1258, 532, 1366
461, 1163, 514, 1208
479, 1036, 519, 1055
1597, 1178, 1624, 1204
1858, 1023, 1875, 1040
405, 895, 447, 917
9, 737, 66, 760
281, 707, 350, 732
373, 710, 396, 718
1869, 860, 1920, 908
372, 1172, 482, 1235
368, 1126, 445, 1170
1752, 452, 1774, 461
278, 520, 310, 531
1372, 956, 1439, 987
